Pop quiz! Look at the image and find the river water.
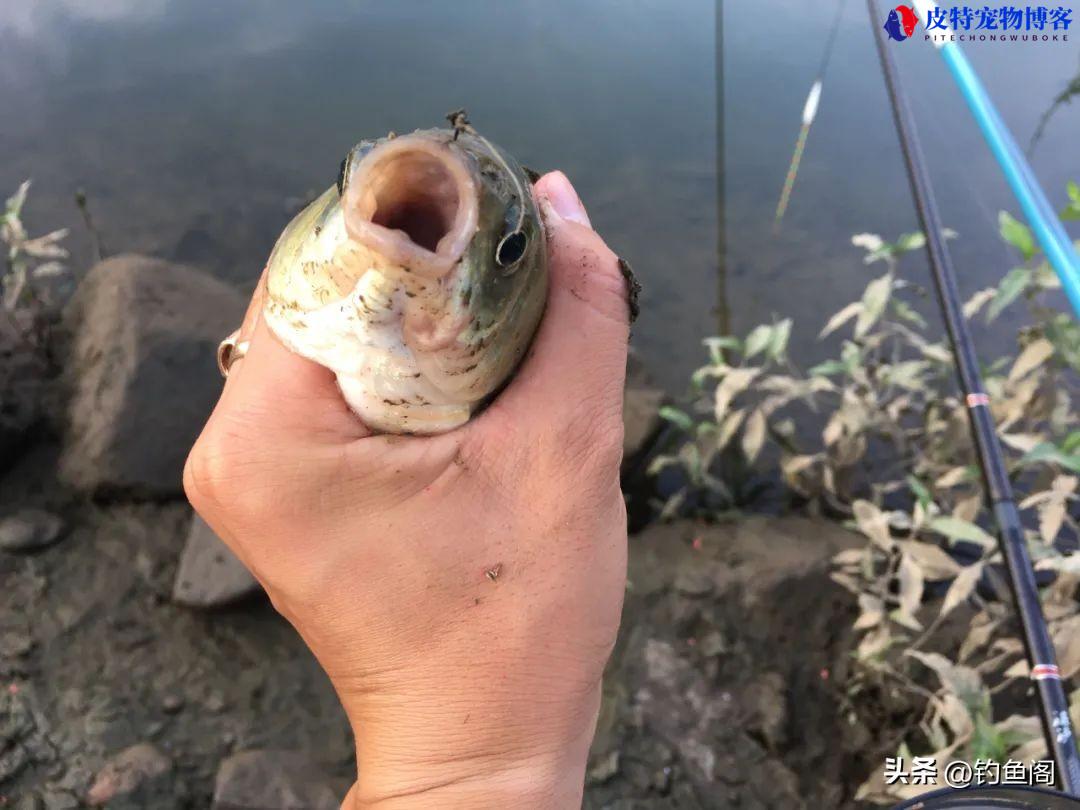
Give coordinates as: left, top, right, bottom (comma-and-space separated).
1, 0, 1077, 389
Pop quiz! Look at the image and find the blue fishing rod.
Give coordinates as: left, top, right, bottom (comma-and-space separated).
867, 0, 1080, 797
911, 0, 1080, 318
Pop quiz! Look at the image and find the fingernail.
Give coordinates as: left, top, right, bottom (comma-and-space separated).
541, 171, 591, 227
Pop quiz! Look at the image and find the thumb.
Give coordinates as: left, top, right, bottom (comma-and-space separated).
492, 171, 631, 435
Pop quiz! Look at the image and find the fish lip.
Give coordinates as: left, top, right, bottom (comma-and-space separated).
341, 132, 478, 280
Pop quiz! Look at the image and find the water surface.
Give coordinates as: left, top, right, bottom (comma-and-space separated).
2, 0, 1077, 389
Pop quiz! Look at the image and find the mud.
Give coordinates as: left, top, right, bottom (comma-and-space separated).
1, 427, 890, 809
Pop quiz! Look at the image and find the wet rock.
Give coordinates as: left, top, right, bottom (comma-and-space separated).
742, 671, 788, 751
622, 350, 664, 469
586, 517, 862, 808
212, 750, 340, 810
587, 750, 621, 785
39, 793, 78, 810
0, 630, 35, 658
59, 254, 246, 497
0, 509, 64, 553
673, 568, 713, 597
85, 742, 172, 805
172, 514, 260, 608
14, 794, 44, 810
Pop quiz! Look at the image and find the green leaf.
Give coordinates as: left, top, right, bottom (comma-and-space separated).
743, 324, 773, 360
927, 516, 996, 549
894, 231, 926, 254
885, 359, 929, 390
907, 475, 932, 510
840, 341, 863, 374
1020, 442, 1080, 474
987, 267, 1032, 322
4, 180, 31, 220
1044, 313, 1080, 372
1062, 431, 1080, 455
703, 336, 741, 364
768, 318, 793, 362
999, 211, 1037, 262
855, 272, 893, 338
891, 299, 927, 329
1063, 181, 1080, 221
808, 359, 847, 377
658, 406, 694, 432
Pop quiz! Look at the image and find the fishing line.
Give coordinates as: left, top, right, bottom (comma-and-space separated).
773, 0, 850, 229
866, 0, 1080, 794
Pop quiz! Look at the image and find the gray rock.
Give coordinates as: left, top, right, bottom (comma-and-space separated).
59, 254, 247, 497
0, 509, 64, 552
14, 794, 44, 810
85, 742, 172, 805
212, 750, 340, 810
586, 750, 621, 785
622, 351, 664, 468
673, 569, 714, 597
172, 514, 260, 608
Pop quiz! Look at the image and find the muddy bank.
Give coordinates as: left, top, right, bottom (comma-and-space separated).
2, 477, 877, 807
1, 255, 881, 808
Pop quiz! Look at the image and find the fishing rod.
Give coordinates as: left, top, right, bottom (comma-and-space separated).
910, 0, 1080, 319
773, 0, 849, 228
867, 0, 1080, 795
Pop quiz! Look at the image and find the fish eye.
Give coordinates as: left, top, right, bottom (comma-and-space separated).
495, 231, 528, 268
336, 153, 351, 196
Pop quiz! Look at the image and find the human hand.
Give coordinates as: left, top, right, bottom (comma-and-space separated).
184, 171, 631, 809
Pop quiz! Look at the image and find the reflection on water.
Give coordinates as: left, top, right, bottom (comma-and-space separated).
1, 0, 1077, 389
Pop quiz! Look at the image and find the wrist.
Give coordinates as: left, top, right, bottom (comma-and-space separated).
342, 749, 588, 809
339, 677, 600, 810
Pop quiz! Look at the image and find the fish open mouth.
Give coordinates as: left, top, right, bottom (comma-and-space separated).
341, 134, 478, 279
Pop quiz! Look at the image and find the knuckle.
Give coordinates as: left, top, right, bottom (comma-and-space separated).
183, 423, 273, 523
183, 434, 225, 513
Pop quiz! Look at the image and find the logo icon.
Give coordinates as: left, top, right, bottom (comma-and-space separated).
884, 5, 920, 40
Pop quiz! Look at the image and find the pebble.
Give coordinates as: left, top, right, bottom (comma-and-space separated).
172, 515, 260, 608
205, 691, 227, 713
0, 509, 64, 553
161, 694, 185, 714
587, 750, 621, 785
85, 743, 171, 805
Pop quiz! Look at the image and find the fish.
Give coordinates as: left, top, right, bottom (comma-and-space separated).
262, 123, 548, 434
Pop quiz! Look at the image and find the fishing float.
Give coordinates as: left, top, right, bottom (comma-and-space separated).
867, 0, 1080, 795
773, 0, 849, 228
910, 0, 1080, 318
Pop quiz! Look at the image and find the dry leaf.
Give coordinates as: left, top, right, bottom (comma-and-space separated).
935, 466, 971, 489
941, 563, 983, 616
963, 288, 997, 319
714, 368, 761, 422
953, 493, 982, 524
741, 408, 767, 464
898, 541, 961, 580
819, 302, 862, 339
715, 407, 746, 452
897, 553, 925, 621
853, 500, 894, 551
1007, 338, 1054, 384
